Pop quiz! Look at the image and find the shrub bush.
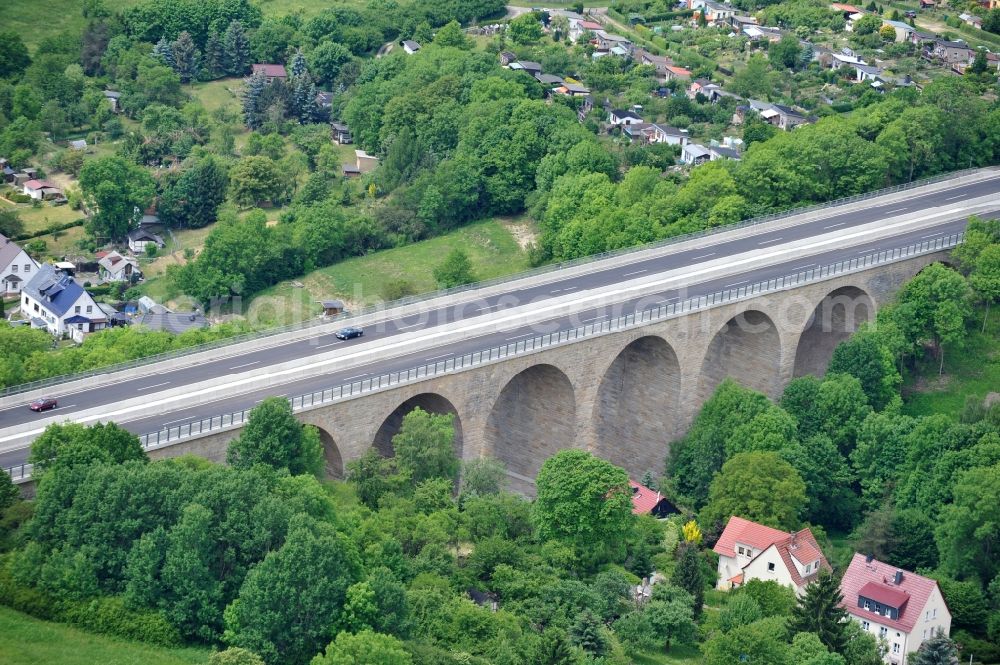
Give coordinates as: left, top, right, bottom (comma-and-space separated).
63, 596, 181, 646
0, 561, 180, 646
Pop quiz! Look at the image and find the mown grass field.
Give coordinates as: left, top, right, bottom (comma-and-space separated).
245, 217, 536, 326
902, 308, 1000, 419
0, 606, 210, 665
0, 199, 82, 236
11, 0, 369, 51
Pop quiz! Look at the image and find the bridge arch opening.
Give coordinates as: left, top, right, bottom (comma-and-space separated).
792, 286, 875, 378
698, 309, 782, 401
593, 336, 681, 476
485, 363, 576, 494
311, 426, 344, 479
372, 393, 464, 461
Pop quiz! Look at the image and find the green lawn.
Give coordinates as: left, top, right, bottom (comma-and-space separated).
0, 200, 83, 235
0, 606, 209, 665
901, 307, 1000, 419
245, 217, 536, 326
10, 0, 367, 51
8, 0, 142, 49
21, 225, 88, 262
186, 79, 244, 116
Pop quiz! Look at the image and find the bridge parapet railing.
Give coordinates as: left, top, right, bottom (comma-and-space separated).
0, 168, 986, 399
6, 232, 963, 482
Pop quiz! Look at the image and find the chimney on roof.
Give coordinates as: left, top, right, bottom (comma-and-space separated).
865, 554, 874, 564
894, 571, 904, 585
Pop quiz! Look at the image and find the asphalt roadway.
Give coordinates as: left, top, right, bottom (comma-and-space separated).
2, 173, 999, 469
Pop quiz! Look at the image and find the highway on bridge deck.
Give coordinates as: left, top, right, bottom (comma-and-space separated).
2, 173, 999, 469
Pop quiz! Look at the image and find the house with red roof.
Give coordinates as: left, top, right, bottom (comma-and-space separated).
252, 63, 287, 84
713, 516, 830, 596
628, 480, 679, 518
22, 179, 64, 201
839, 553, 951, 664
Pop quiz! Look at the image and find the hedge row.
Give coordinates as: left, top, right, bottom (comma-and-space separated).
13, 219, 86, 242
0, 561, 181, 647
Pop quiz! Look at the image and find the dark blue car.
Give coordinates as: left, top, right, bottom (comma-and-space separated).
335, 327, 364, 340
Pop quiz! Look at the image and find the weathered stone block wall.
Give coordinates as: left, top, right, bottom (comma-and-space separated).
128, 251, 948, 493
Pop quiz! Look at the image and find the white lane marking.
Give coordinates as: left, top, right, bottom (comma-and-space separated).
757, 237, 784, 245
944, 194, 964, 201
623, 269, 647, 277
562, 286, 578, 292
691, 253, 715, 261
724, 280, 749, 288
824, 222, 845, 229
859, 248, 877, 253
423, 354, 452, 362
505, 333, 534, 340
579, 315, 602, 322
468, 303, 504, 314
922, 232, 944, 238
886, 207, 908, 214
229, 361, 259, 370
136, 382, 170, 392
550, 288, 562, 293
342, 374, 368, 382
315, 341, 341, 349
656, 297, 679, 304
51, 404, 76, 411
396, 322, 422, 330
793, 264, 816, 270
162, 417, 190, 426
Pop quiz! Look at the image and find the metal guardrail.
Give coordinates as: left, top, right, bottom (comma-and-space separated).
0, 168, 987, 399
5, 231, 964, 483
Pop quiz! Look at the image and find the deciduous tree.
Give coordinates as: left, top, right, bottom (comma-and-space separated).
699, 451, 807, 531
158, 155, 228, 228
79, 156, 155, 241
226, 396, 322, 476
533, 450, 634, 566
224, 517, 362, 664
391, 408, 459, 485
432, 248, 476, 288
311, 630, 412, 665
0, 32, 31, 79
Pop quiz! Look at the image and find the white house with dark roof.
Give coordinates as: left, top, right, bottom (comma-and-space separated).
402, 40, 421, 54
609, 109, 644, 126
713, 516, 831, 596
681, 143, 712, 165
21, 264, 106, 336
97, 250, 140, 283
128, 228, 165, 254
649, 124, 690, 146
840, 553, 951, 664
0, 234, 39, 295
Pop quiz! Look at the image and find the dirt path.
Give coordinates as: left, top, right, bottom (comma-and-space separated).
500, 217, 539, 250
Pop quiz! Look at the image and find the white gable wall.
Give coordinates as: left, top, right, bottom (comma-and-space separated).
741, 544, 801, 594
1, 247, 38, 293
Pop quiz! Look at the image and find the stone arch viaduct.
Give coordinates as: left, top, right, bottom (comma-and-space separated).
151, 251, 944, 493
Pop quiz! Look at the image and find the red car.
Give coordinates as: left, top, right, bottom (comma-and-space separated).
28, 397, 58, 412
